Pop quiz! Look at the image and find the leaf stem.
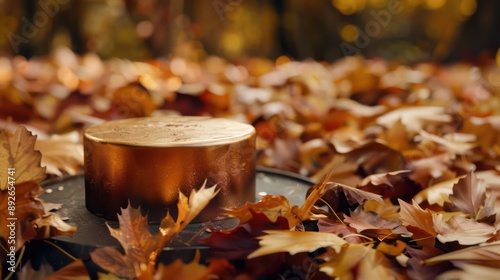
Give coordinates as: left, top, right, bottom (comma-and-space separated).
43, 240, 77, 261
318, 197, 346, 226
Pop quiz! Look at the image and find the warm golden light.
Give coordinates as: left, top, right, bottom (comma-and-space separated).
340, 24, 358, 42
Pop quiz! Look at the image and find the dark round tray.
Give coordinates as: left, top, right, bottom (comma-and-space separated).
29, 167, 314, 278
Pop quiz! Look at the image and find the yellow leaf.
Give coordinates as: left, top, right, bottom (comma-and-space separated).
0, 126, 46, 190
319, 244, 396, 280
35, 131, 83, 176
413, 176, 465, 206
248, 230, 346, 259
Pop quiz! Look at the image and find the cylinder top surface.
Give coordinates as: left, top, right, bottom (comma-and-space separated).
84, 116, 255, 147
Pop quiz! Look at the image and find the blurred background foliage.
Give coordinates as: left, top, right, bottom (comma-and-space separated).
0, 0, 498, 63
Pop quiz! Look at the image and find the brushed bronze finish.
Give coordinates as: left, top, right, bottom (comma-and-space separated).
83, 116, 256, 222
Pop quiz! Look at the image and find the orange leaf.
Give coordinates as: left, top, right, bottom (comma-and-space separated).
398, 199, 437, 247
45, 259, 89, 280
90, 204, 159, 278
227, 195, 290, 224
91, 183, 218, 278
319, 244, 398, 279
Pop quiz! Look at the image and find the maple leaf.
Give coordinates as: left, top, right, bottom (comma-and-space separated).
413, 175, 465, 206
90, 204, 158, 278
34, 131, 84, 176
248, 230, 347, 259
344, 206, 411, 240
0, 181, 76, 249
444, 171, 496, 222
319, 244, 399, 279
226, 194, 290, 224
91, 183, 218, 279
398, 199, 437, 247
433, 214, 496, 245
160, 181, 219, 240
0, 126, 46, 190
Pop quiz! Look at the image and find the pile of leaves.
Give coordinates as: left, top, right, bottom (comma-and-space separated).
2, 50, 500, 279
0, 127, 76, 278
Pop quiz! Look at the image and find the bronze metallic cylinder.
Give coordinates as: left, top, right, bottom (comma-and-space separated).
83, 116, 256, 222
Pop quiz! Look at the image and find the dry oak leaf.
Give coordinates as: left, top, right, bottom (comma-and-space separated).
91, 183, 218, 279
433, 214, 497, 245
398, 199, 437, 247
319, 244, 399, 280
227, 194, 290, 224
423, 241, 500, 267
444, 171, 496, 222
248, 230, 347, 259
0, 126, 45, 190
137, 251, 211, 280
